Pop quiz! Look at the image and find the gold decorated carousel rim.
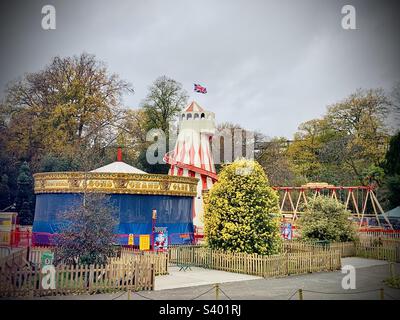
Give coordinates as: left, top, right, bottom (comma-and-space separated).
33, 171, 198, 196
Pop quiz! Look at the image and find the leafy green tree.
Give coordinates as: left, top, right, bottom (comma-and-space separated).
15, 161, 34, 225
385, 175, 400, 208
204, 159, 282, 255
362, 164, 385, 187
3, 53, 133, 169
55, 193, 117, 265
389, 81, 400, 131
324, 89, 389, 183
287, 89, 390, 186
298, 196, 357, 242
142, 75, 188, 133
0, 174, 11, 210
382, 132, 400, 209
384, 132, 400, 176
139, 75, 188, 173
38, 154, 80, 172
257, 136, 297, 186
287, 119, 329, 181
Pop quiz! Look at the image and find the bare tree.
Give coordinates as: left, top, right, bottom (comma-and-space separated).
54, 193, 118, 266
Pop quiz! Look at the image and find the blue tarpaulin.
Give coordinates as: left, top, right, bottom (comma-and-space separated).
32, 193, 195, 245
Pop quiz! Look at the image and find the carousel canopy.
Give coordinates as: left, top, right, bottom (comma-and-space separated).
90, 161, 147, 174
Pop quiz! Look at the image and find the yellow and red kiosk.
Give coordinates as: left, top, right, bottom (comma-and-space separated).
0, 212, 18, 246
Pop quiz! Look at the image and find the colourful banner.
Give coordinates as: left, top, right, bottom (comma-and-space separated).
281, 223, 292, 240
154, 227, 168, 251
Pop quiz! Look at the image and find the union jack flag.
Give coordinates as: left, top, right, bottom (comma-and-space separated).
194, 83, 207, 94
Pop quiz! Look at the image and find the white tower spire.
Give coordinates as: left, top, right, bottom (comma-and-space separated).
164, 101, 217, 239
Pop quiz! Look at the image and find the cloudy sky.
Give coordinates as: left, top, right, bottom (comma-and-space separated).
1, 0, 399, 138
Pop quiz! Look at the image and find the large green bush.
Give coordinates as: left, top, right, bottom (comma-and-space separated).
298, 195, 357, 242
204, 159, 282, 255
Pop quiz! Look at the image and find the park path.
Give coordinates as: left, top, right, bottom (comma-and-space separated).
32, 257, 400, 300
154, 265, 262, 291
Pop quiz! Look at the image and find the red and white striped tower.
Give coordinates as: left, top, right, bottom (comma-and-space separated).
164, 101, 217, 238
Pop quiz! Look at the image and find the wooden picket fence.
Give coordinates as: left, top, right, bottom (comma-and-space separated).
0, 246, 12, 259
355, 244, 399, 262
28, 246, 169, 275
0, 261, 155, 298
358, 237, 400, 248
169, 246, 341, 277
282, 240, 400, 262
0, 246, 167, 297
359, 230, 400, 239
282, 241, 356, 257
113, 248, 169, 275
0, 247, 30, 271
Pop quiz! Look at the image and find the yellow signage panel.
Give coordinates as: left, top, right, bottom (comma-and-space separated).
128, 234, 134, 246
0, 231, 11, 245
139, 234, 150, 251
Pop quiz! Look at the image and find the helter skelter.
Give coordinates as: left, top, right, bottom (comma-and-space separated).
164, 101, 218, 239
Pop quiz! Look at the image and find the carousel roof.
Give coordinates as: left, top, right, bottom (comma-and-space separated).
90, 161, 147, 174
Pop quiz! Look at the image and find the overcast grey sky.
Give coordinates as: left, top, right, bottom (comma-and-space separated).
1, 0, 399, 138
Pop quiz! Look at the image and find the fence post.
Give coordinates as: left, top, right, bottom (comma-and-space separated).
298, 288, 303, 300
151, 263, 155, 291
286, 253, 289, 276
215, 283, 219, 300
380, 288, 384, 300
166, 252, 169, 274
88, 265, 94, 292
389, 262, 395, 278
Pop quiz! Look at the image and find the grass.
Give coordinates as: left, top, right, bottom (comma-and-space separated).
384, 276, 400, 289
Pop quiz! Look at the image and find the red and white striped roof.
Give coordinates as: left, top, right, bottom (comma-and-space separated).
184, 101, 205, 113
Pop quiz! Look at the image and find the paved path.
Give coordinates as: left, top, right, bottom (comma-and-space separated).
155, 266, 262, 291
34, 257, 400, 300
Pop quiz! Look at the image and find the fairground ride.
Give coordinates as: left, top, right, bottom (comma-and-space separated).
273, 182, 394, 230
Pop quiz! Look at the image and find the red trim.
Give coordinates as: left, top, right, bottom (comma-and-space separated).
164, 153, 218, 181
273, 186, 375, 191
175, 161, 218, 181
201, 175, 208, 190
177, 167, 183, 176
117, 147, 123, 162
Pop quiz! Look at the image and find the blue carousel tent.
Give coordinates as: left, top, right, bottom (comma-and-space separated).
32, 160, 198, 246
